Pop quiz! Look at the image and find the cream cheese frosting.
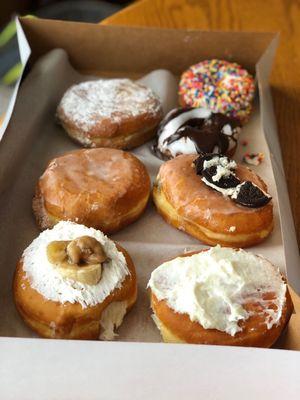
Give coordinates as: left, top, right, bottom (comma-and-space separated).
22, 221, 130, 308
148, 246, 286, 336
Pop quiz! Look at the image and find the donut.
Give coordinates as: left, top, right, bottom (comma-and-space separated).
148, 246, 293, 347
152, 153, 273, 247
33, 148, 150, 233
56, 79, 163, 149
153, 107, 241, 160
178, 60, 255, 123
13, 221, 137, 340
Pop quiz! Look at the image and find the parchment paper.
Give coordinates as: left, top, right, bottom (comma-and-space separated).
0, 49, 287, 343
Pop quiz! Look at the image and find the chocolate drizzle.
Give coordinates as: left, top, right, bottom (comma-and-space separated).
154, 107, 241, 160
194, 153, 272, 208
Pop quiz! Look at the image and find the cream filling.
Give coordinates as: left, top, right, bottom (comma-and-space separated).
201, 177, 237, 197
148, 246, 286, 336
99, 301, 128, 340
22, 221, 130, 308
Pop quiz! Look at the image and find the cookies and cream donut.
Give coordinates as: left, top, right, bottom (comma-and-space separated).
148, 246, 293, 347
56, 78, 163, 149
153, 153, 273, 247
33, 148, 151, 233
154, 107, 241, 159
13, 221, 137, 340
178, 60, 255, 123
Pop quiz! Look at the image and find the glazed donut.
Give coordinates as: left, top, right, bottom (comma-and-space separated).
153, 153, 273, 248
153, 107, 241, 160
13, 221, 137, 340
56, 79, 163, 149
148, 246, 293, 347
33, 148, 150, 233
178, 60, 255, 123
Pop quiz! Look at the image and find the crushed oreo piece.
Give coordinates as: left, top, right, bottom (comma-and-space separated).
194, 153, 240, 189
193, 154, 272, 208
232, 181, 272, 208
202, 166, 240, 188
193, 153, 216, 175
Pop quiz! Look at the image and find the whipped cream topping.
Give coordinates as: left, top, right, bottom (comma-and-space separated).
148, 246, 286, 336
22, 221, 130, 308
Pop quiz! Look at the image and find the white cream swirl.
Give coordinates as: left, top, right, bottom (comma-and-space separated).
148, 246, 286, 336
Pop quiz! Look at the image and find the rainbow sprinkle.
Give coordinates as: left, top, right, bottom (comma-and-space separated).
243, 152, 264, 166
178, 59, 255, 123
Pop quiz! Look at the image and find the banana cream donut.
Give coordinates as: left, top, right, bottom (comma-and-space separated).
56, 78, 163, 149
148, 246, 293, 347
14, 221, 137, 340
33, 148, 151, 233
153, 153, 273, 247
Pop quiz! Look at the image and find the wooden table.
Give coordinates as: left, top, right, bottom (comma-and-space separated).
102, 0, 300, 247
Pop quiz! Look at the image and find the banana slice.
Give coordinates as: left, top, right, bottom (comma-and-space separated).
47, 236, 108, 285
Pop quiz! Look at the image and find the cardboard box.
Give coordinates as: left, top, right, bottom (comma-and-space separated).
0, 17, 300, 399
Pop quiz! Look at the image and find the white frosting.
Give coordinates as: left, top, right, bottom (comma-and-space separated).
157, 108, 212, 157
148, 246, 286, 336
22, 221, 130, 308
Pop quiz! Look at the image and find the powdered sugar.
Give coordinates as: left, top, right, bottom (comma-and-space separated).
57, 78, 162, 132
22, 221, 130, 308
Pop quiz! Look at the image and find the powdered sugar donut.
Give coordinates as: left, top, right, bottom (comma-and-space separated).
57, 78, 163, 149
178, 60, 255, 123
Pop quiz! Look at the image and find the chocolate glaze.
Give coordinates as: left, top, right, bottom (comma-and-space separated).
154, 107, 241, 159
193, 153, 272, 208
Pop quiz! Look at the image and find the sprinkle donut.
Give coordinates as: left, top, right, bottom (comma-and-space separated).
178, 60, 255, 123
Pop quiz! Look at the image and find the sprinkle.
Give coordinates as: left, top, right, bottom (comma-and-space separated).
178, 59, 255, 123
243, 152, 264, 166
